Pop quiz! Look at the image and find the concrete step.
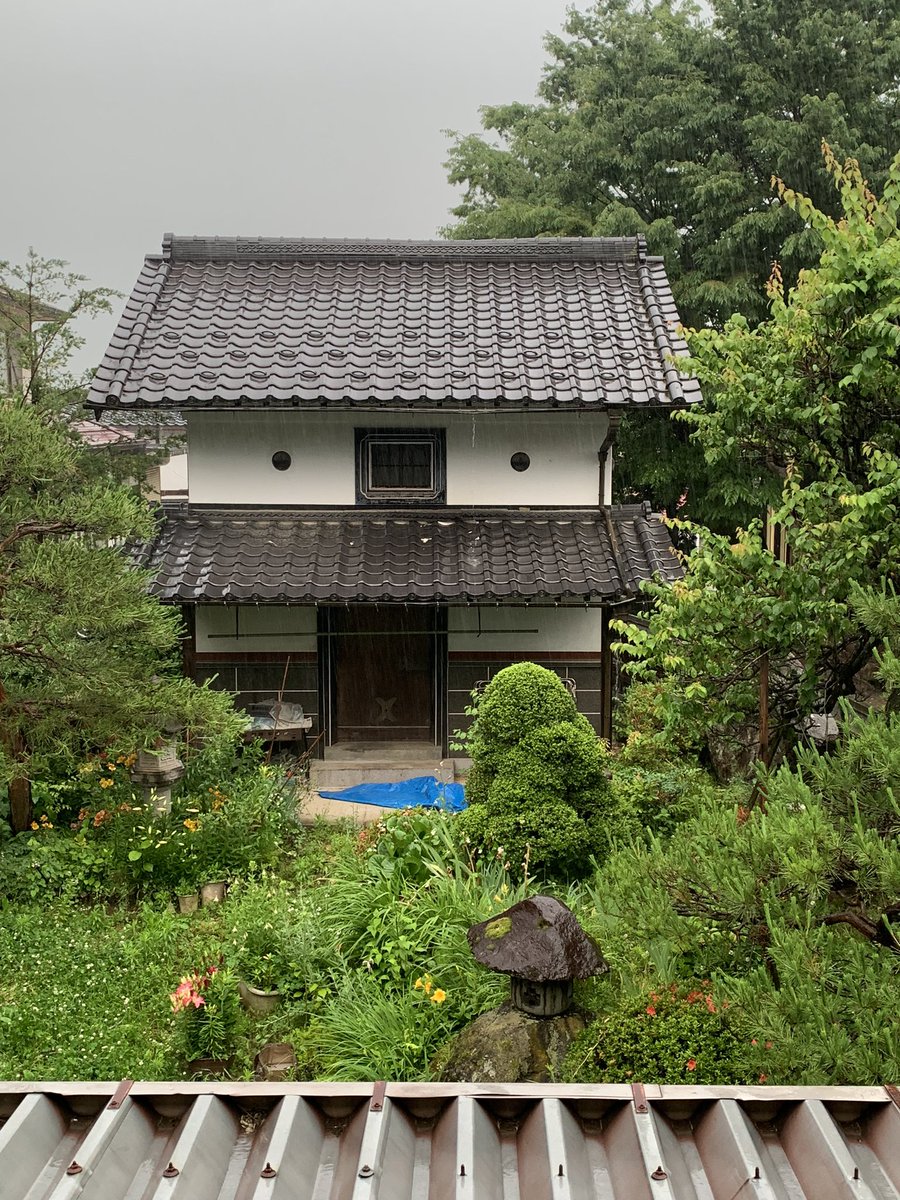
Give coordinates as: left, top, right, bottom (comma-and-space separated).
302, 759, 458, 825
309, 760, 454, 790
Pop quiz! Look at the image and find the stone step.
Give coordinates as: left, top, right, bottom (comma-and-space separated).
302, 759, 458, 825
309, 760, 454, 790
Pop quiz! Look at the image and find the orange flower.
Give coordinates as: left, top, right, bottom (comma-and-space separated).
686, 1059, 697, 1072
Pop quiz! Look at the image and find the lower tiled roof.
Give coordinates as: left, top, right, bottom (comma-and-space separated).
2, 1082, 898, 1199
138, 504, 681, 604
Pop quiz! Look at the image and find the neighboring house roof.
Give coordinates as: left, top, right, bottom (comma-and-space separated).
137, 503, 681, 604
86, 235, 701, 412
2, 1081, 898, 1198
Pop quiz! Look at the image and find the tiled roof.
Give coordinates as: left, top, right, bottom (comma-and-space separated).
138, 504, 681, 604
3, 1082, 899, 1199
87, 235, 701, 412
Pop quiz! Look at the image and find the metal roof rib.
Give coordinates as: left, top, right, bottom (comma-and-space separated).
1, 1084, 899, 1199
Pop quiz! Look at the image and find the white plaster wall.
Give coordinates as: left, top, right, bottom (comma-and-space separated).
195, 604, 318, 653
448, 605, 602, 653
160, 452, 188, 494
187, 410, 608, 507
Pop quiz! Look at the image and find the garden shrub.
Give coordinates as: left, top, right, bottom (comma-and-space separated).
563, 983, 756, 1085
465, 663, 579, 786
457, 665, 614, 878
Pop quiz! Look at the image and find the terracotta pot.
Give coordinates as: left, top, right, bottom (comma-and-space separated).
255, 1042, 296, 1081
200, 880, 226, 906
239, 980, 281, 1015
177, 892, 199, 914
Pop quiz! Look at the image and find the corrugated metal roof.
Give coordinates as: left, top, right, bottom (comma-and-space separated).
138, 503, 681, 604
86, 235, 702, 413
1, 1082, 898, 1199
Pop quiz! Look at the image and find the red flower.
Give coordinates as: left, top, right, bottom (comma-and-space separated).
705, 996, 717, 1013
686, 1059, 697, 1072
759, 1073, 768, 1083
645, 1005, 657, 1016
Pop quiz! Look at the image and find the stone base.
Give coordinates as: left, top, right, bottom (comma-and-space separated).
438, 1002, 587, 1083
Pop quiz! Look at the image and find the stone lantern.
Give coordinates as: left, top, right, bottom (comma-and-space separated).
468, 895, 607, 1018
130, 739, 184, 815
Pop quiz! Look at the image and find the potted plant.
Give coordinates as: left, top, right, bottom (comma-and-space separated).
236, 936, 289, 1014
225, 878, 300, 1013
176, 889, 200, 914
169, 961, 242, 1075
200, 873, 227, 906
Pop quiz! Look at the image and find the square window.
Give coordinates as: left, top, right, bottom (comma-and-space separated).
356, 429, 445, 504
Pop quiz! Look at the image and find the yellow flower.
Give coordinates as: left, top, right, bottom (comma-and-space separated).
30, 821, 39, 830
413, 978, 424, 990
430, 989, 446, 1004
99, 777, 114, 789
108, 763, 116, 772
183, 818, 199, 832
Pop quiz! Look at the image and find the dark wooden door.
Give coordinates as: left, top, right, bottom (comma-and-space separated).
331, 607, 434, 742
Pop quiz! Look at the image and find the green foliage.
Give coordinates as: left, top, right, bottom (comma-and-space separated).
463, 663, 579, 781
0, 401, 241, 825
577, 707, 900, 1083
445, 0, 900, 332
0, 758, 297, 902
0, 903, 219, 1080
310, 969, 458, 1081
458, 665, 614, 877
223, 876, 304, 991
614, 155, 900, 759
1, 249, 117, 408
564, 984, 756, 1085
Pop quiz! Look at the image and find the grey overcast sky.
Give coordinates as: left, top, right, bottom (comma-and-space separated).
1, 0, 573, 370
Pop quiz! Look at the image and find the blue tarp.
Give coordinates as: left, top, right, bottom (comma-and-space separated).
317, 775, 467, 812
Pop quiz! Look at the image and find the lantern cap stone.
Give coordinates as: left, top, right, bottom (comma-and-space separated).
467, 895, 608, 983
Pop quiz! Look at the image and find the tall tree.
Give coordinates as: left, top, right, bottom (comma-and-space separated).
613, 151, 900, 766
0, 401, 241, 832
1, 253, 239, 832
1, 249, 117, 409
444, 0, 900, 524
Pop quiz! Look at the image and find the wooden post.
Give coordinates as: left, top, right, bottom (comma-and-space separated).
759, 650, 769, 765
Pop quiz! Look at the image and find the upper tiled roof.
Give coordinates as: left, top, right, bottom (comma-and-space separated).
3, 1081, 899, 1200
87, 235, 701, 412
138, 503, 682, 604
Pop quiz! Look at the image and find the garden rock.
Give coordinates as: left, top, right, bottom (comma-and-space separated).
439, 1003, 588, 1083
